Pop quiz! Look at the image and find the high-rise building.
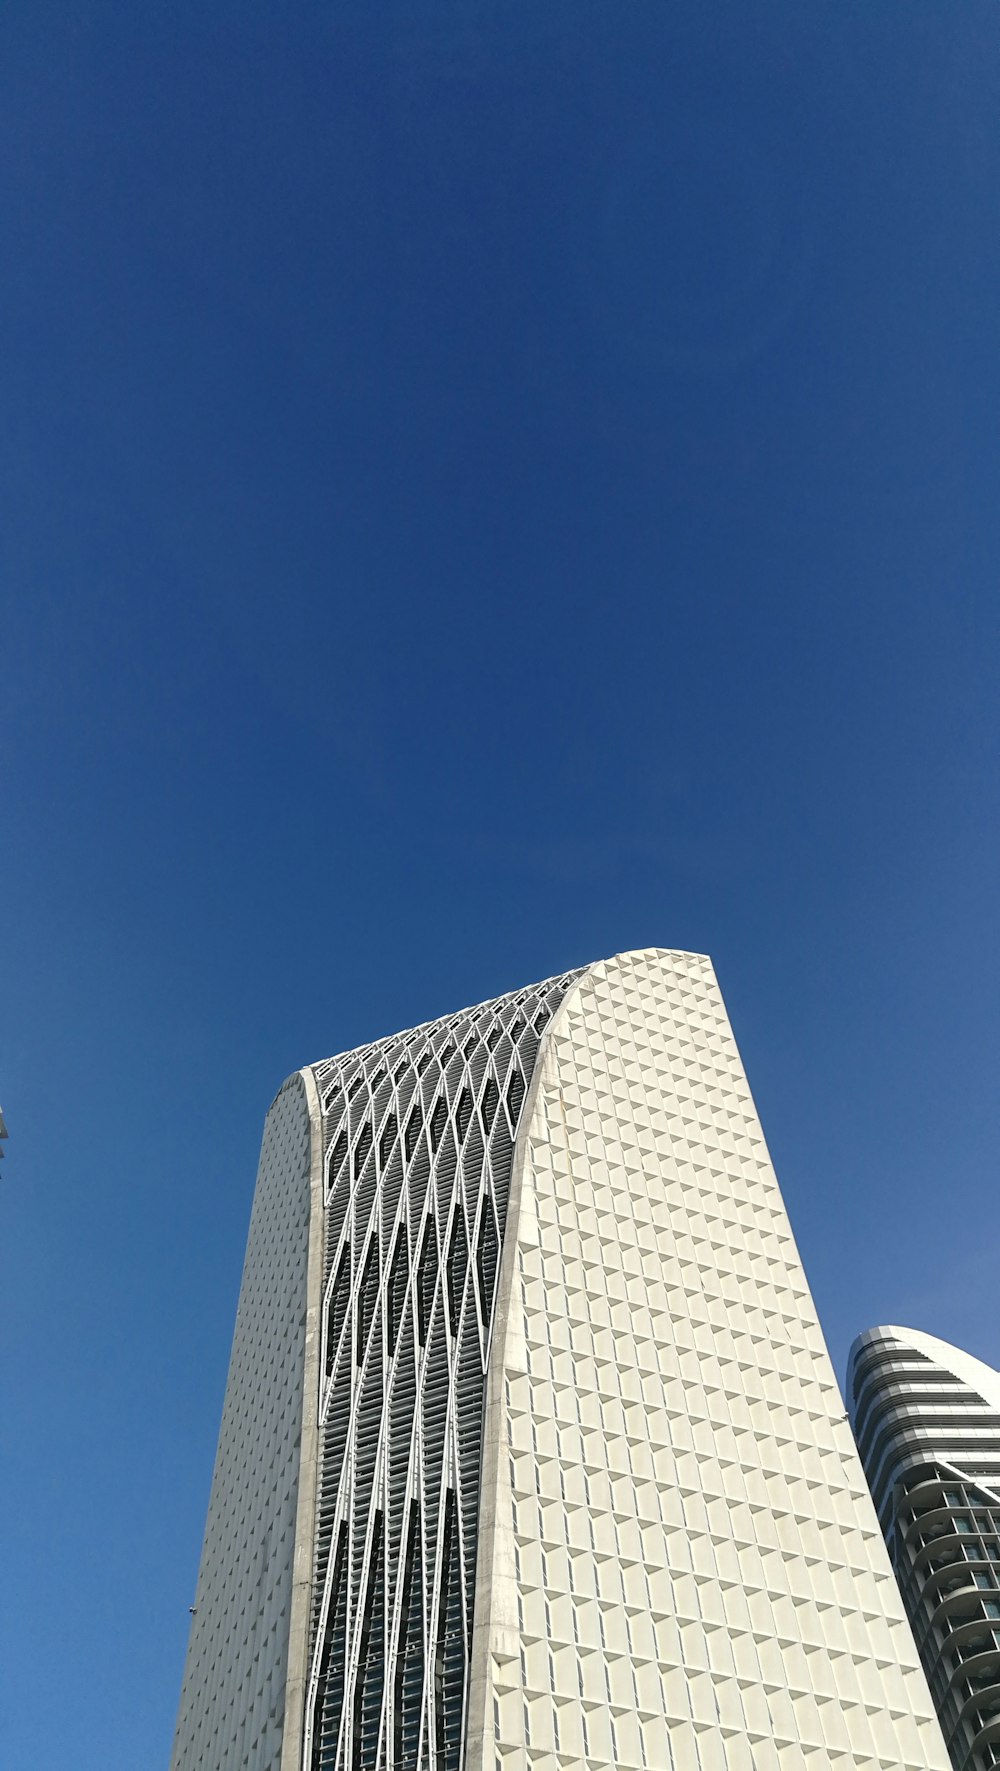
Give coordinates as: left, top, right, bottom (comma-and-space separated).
848, 1326, 1000, 1771
171, 949, 950, 1771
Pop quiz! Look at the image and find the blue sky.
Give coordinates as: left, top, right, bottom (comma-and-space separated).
2, 3, 998, 1765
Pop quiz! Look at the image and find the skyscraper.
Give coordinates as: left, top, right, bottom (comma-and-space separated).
171, 949, 949, 1771
848, 1326, 1000, 1771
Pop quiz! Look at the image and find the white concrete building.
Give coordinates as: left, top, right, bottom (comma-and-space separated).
849, 1326, 1000, 1771
171, 950, 949, 1771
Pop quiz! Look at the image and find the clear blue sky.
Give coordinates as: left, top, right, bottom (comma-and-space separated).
2, 3, 998, 1765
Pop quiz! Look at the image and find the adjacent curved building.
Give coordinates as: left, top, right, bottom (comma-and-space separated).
849, 1327, 1000, 1771
171, 950, 950, 1771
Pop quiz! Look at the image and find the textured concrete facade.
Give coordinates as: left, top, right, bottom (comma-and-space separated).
171, 951, 951, 1771
466, 951, 947, 1771
171, 1073, 318, 1771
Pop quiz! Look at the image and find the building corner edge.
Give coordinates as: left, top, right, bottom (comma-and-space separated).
464, 968, 590, 1771
279, 1066, 325, 1771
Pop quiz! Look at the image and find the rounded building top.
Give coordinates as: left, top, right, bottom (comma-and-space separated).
848, 1325, 1000, 1419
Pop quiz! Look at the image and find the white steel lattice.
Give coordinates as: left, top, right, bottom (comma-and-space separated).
303, 970, 584, 1771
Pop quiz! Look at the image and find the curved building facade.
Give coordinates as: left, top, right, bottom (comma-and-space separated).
171, 951, 950, 1771
849, 1327, 1000, 1771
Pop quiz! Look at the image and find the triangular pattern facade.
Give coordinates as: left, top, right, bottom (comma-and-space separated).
170, 1074, 315, 1771
466, 950, 949, 1771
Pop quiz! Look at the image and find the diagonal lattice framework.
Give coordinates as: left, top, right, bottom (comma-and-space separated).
304, 968, 584, 1771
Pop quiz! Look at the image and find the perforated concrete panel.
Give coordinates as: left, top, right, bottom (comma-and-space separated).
171, 1073, 317, 1771
466, 950, 949, 1771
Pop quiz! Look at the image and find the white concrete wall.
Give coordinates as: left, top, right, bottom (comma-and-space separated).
170, 1073, 317, 1771
467, 949, 950, 1771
